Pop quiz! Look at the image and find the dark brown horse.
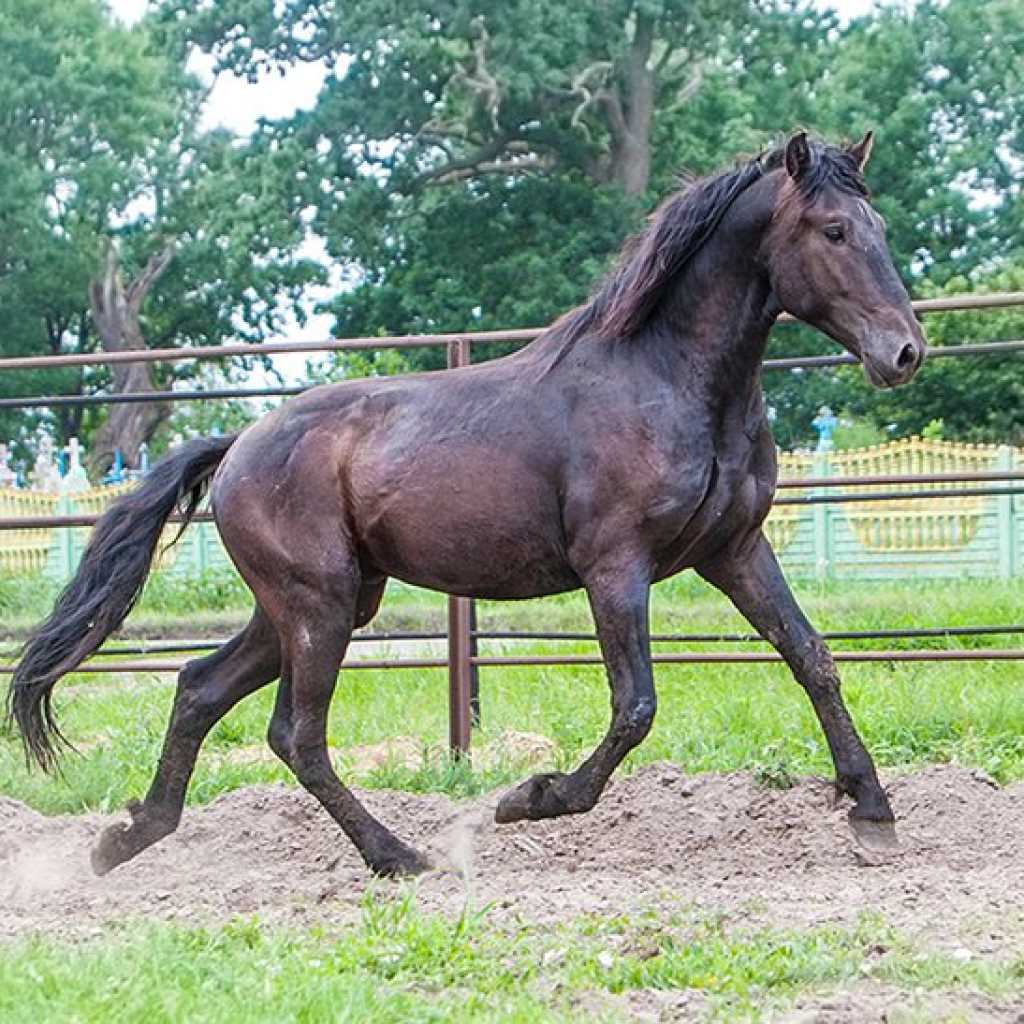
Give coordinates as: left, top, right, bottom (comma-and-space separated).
9, 131, 924, 877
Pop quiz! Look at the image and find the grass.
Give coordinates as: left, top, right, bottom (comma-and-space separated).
1, 893, 1021, 1024
4, 574, 1024, 813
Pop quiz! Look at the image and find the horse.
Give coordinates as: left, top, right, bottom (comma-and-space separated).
8, 131, 925, 878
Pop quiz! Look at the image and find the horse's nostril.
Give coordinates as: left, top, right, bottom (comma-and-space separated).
896, 342, 917, 370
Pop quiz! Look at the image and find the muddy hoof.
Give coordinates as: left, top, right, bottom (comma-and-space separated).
91, 802, 175, 877
849, 814, 899, 858
90, 823, 137, 877
368, 843, 433, 879
494, 772, 573, 824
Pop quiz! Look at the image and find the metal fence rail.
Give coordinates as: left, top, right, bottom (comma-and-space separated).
2, 291, 1024, 754
2, 473, 1023, 531
4, 621, 1020, 658
3, 647, 1023, 677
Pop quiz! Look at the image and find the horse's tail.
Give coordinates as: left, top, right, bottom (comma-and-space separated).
7, 434, 238, 771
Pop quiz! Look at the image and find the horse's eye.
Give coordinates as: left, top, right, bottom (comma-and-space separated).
824, 224, 845, 243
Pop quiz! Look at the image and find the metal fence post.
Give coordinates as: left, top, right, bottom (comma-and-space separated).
997, 445, 1017, 578
812, 448, 832, 581
446, 337, 478, 754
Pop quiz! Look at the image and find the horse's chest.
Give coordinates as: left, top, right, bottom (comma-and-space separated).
647, 451, 768, 576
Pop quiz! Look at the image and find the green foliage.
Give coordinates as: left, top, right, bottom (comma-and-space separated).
136, 569, 253, 615
751, 743, 796, 791
831, 415, 889, 451
0, 568, 252, 633
153, 0, 838, 373
2, 0, 1024, 455
149, 0, 1024, 450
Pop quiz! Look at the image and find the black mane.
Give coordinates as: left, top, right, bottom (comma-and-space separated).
553, 138, 868, 343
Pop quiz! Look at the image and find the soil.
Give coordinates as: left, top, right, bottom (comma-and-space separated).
4, 763, 1024, 1020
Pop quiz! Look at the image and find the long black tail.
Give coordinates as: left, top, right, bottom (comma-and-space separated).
6, 434, 238, 771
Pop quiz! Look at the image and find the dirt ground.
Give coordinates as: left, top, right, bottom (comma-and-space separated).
4, 763, 1024, 1021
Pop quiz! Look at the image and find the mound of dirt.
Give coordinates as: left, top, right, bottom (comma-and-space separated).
3, 762, 1024, 968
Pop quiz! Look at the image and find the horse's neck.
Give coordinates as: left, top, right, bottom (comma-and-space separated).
654, 234, 778, 402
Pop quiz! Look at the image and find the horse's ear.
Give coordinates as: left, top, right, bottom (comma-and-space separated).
847, 130, 875, 171
784, 131, 812, 181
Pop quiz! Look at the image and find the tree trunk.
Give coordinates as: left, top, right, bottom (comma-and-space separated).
86, 243, 174, 480
599, 13, 655, 196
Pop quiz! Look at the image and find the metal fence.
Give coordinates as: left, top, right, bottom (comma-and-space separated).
2, 292, 1024, 753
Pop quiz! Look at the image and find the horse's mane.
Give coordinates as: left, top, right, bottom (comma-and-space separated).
552, 138, 868, 343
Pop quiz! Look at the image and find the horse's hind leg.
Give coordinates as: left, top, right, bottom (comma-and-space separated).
265, 577, 430, 878
497, 561, 655, 824
91, 608, 281, 875
698, 531, 895, 850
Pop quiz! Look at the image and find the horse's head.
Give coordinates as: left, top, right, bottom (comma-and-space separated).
765, 131, 925, 388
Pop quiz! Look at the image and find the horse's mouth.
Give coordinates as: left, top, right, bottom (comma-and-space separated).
863, 360, 898, 389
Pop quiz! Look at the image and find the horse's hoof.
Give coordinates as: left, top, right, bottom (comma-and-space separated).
90, 823, 133, 877
849, 815, 899, 861
368, 843, 433, 879
494, 772, 570, 824
91, 806, 175, 877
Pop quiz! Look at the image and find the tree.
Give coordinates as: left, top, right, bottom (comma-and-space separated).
0, 0, 326, 475
147, 0, 1024, 447
159, 0, 854, 385
85, 243, 174, 476
159, 0, 762, 196
0, 0, 181, 460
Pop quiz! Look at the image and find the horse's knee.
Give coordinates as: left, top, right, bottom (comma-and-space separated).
619, 696, 656, 746
169, 662, 222, 736
267, 714, 291, 765
795, 637, 841, 692
175, 657, 207, 694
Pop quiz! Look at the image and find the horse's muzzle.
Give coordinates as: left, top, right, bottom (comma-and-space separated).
861, 330, 925, 388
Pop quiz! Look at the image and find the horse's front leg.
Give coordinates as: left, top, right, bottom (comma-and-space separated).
698, 530, 896, 850
496, 564, 655, 824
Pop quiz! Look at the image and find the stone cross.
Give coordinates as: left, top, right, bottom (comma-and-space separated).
60, 437, 91, 493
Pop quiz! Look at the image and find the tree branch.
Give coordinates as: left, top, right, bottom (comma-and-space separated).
411, 133, 515, 188
663, 64, 705, 113
90, 241, 175, 353
125, 244, 175, 317
423, 154, 554, 185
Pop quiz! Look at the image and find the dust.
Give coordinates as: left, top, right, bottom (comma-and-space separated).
215, 729, 559, 775
423, 792, 503, 901
2, 843, 83, 901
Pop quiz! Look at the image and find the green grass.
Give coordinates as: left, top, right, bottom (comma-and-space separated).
4, 576, 1024, 813
1, 894, 1020, 1024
